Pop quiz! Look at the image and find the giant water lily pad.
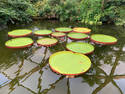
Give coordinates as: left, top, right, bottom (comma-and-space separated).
73, 27, 91, 34
8, 29, 32, 37
37, 38, 58, 47
55, 27, 72, 33
5, 37, 33, 48
67, 32, 89, 40
34, 30, 52, 36
90, 34, 117, 45
66, 42, 94, 55
51, 32, 66, 38
49, 51, 91, 76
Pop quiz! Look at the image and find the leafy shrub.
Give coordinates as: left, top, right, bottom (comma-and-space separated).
0, 0, 36, 24
79, 0, 103, 25
0, 0, 124, 26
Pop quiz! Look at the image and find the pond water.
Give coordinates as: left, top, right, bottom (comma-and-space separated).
0, 20, 125, 94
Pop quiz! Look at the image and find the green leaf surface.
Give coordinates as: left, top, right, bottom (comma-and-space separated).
67, 32, 88, 40
5, 37, 33, 48
66, 42, 94, 54
37, 38, 58, 46
34, 30, 52, 35
91, 34, 117, 43
49, 51, 91, 75
51, 32, 66, 37
73, 27, 91, 34
8, 29, 32, 37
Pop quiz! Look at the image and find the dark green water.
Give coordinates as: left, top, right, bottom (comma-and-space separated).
0, 20, 125, 94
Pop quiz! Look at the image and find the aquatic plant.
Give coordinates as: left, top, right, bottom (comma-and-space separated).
8, 29, 32, 38
51, 32, 66, 38
90, 34, 117, 45
73, 27, 91, 34
37, 38, 58, 47
49, 51, 91, 76
34, 30, 52, 36
67, 32, 89, 40
66, 42, 94, 55
5, 37, 33, 48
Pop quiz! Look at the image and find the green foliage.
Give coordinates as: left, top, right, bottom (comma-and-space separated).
79, 0, 103, 25
115, 5, 125, 26
0, 0, 124, 26
56, 0, 79, 21
34, 0, 79, 21
0, 0, 36, 24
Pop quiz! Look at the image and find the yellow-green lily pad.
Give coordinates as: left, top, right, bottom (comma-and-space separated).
51, 32, 66, 38
37, 38, 58, 47
34, 30, 52, 36
90, 34, 117, 45
73, 27, 91, 34
67, 32, 89, 40
66, 42, 94, 55
5, 37, 33, 48
49, 51, 91, 76
8, 29, 32, 37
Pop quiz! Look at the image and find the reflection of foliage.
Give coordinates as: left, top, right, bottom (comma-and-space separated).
0, 47, 33, 69
82, 74, 103, 87
80, 64, 106, 87
48, 42, 66, 53
90, 45, 115, 66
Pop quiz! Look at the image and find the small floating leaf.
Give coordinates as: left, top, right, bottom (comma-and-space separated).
73, 27, 91, 34
55, 27, 72, 33
51, 32, 66, 38
8, 29, 32, 37
66, 42, 94, 55
90, 34, 117, 45
34, 30, 52, 36
5, 37, 33, 48
49, 51, 91, 75
67, 32, 89, 40
37, 38, 58, 47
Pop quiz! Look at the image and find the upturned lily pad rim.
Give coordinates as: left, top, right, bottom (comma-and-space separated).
55, 27, 72, 33
49, 51, 91, 76
37, 38, 58, 47
8, 29, 32, 38
5, 37, 33, 48
51, 32, 66, 38
66, 42, 94, 55
90, 34, 118, 45
73, 27, 91, 34
67, 32, 89, 40
34, 30, 52, 36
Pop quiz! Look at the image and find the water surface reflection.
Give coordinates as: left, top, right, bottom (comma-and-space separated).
0, 21, 125, 94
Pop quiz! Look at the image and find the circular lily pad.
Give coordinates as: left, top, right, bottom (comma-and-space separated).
67, 32, 89, 40
66, 42, 94, 55
8, 29, 32, 37
51, 32, 66, 38
37, 38, 58, 47
49, 51, 91, 76
55, 27, 72, 33
34, 30, 52, 36
73, 27, 91, 34
5, 37, 33, 48
90, 34, 117, 45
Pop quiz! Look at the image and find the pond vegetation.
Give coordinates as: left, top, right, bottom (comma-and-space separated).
0, 20, 125, 94
0, 0, 125, 26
